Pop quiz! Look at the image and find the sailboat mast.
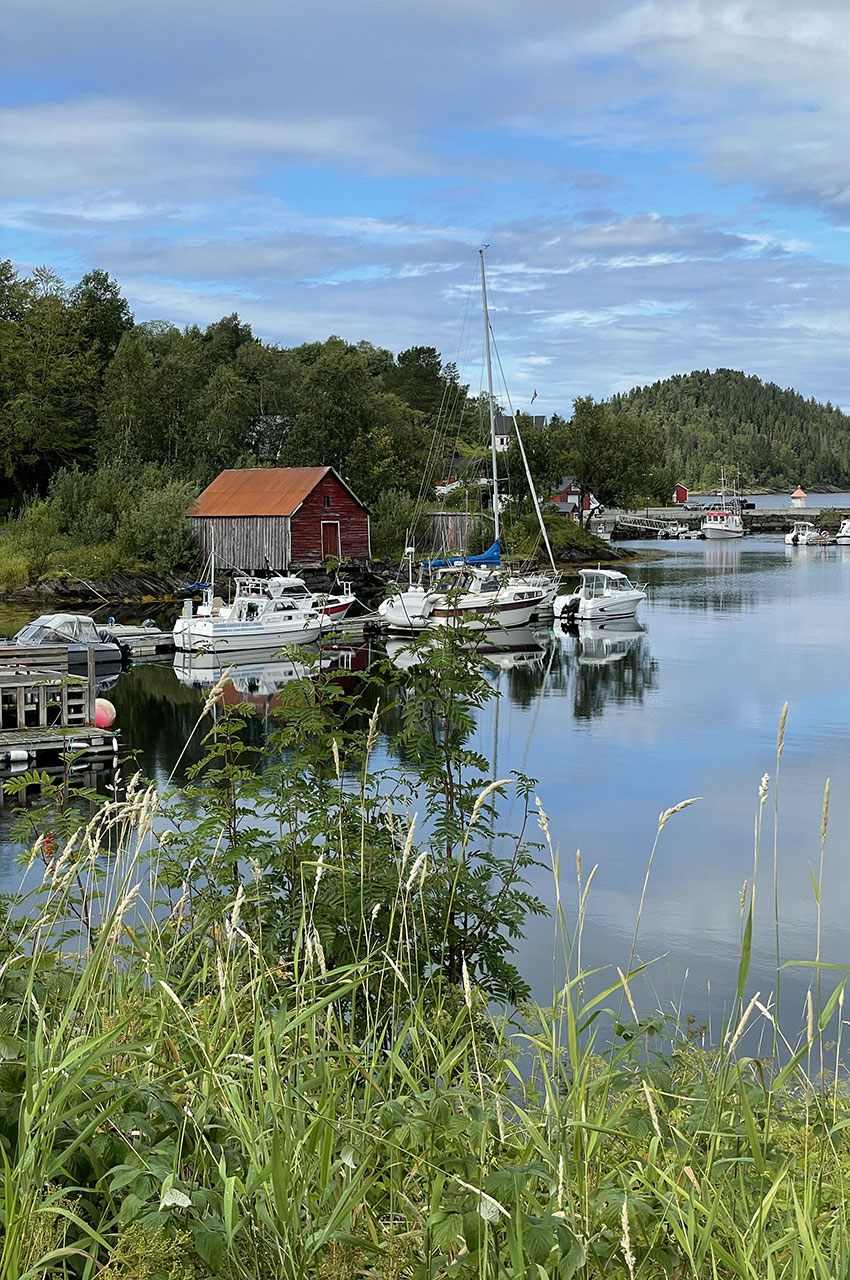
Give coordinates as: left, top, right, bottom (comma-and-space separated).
480, 247, 501, 546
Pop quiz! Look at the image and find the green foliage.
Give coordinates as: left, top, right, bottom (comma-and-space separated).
508, 509, 612, 560
115, 480, 196, 574
370, 487, 429, 559
0, 664, 846, 1277
564, 396, 662, 521
611, 367, 850, 490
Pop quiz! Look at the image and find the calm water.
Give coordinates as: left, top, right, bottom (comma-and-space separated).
3, 538, 850, 1028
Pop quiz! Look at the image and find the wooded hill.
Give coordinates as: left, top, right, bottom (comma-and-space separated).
609, 369, 850, 491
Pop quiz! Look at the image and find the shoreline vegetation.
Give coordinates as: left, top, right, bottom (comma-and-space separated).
0, 634, 847, 1277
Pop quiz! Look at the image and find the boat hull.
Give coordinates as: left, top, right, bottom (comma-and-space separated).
702, 525, 744, 540
173, 618, 321, 652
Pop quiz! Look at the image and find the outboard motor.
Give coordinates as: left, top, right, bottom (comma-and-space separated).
97, 627, 132, 664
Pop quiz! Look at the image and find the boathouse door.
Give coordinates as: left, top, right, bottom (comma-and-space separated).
321, 521, 341, 559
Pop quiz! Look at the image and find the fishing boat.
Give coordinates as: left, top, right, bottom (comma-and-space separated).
784, 522, 825, 546
553, 569, 646, 622
700, 472, 745, 539
173, 575, 322, 653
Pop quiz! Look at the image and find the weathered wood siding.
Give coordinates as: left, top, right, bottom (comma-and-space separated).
189, 516, 291, 571
290, 474, 370, 565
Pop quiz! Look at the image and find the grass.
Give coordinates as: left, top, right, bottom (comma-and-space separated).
0, 707, 847, 1277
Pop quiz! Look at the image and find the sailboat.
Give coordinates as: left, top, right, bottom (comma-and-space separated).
378, 248, 559, 632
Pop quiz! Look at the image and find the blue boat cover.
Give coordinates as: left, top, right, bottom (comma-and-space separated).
423, 539, 501, 569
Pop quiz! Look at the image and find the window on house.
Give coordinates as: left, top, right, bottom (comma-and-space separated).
324, 495, 331, 508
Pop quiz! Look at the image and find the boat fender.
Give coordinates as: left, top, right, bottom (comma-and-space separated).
4, 749, 29, 765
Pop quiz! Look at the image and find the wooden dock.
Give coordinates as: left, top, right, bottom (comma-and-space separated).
0, 646, 118, 779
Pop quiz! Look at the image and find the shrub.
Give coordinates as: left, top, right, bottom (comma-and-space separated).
0, 543, 31, 592
370, 487, 428, 560
116, 480, 196, 575
11, 497, 65, 578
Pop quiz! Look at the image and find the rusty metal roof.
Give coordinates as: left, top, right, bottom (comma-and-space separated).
188, 467, 333, 518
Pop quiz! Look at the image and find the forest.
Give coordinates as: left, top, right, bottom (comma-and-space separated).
2, 259, 850, 585
611, 368, 850, 490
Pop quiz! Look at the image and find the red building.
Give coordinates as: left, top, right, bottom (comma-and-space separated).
551, 476, 602, 518
673, 483, 689, 504
188, 467, 371, 571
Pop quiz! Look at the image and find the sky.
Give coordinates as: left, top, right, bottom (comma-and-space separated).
3, 0, 850, 414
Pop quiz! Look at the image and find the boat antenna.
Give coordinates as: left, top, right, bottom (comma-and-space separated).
480, 246, 500, 546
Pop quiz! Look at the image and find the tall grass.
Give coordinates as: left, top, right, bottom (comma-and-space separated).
0, 709, 847, 1278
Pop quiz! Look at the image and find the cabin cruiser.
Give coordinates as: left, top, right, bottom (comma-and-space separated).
785, 522, 826, 546
553, 569, 646, 622
380, 565, 549, 633
836, 518, 850, 545
378, 541, 554, 633
173, 575, 322, 653
7, 613, 128, 670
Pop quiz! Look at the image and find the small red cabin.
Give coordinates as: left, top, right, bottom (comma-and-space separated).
673, 483, 689, 505
188, 466, 371, 571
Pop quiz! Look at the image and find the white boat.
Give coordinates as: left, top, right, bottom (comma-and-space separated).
700, 473, 745, 539
784, 522, 825, 546
700, 506, 744, 539
379, 554, 549, 632
837, 518, 850, 544
6, 613, 128, 669
553, 569, 646, 622
173, 575, 322, 653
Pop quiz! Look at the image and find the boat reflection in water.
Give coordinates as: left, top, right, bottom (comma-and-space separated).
555, 617, 657, 718
173, 642, 370, 716
573, 618, 646, 667
384, 626, 550, 673
703, 541, 742, 573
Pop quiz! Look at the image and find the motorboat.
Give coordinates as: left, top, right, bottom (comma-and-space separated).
553, 569, 646, 622
785, 522, 826, 546
700, 472, 745, 539
173, 575, 322, 653
837, 518, 850, 545
6, 613, 128, 670
700, 506, 744, 539
380, 559, 549, 633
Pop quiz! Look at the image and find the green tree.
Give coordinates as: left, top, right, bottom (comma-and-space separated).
564, 396, 659, 522
69, 269, 133, 362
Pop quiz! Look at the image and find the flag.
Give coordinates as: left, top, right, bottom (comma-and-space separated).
530, 389, 538, 405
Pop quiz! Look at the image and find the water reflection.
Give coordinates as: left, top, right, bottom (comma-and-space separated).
4, 537, 850, 1030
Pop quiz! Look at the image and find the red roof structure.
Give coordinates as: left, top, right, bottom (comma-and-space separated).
189, 467, 351, 518
187, 467, 371, 570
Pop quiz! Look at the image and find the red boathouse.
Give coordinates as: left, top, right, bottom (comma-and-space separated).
188, 466, 371, 571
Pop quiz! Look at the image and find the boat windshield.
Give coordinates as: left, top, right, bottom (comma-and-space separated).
14, 616, 101, 644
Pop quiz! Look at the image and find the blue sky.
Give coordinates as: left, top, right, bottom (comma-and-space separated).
3, 0, 850, 414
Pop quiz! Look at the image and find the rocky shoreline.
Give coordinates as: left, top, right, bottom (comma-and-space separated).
0, 545, 635, 609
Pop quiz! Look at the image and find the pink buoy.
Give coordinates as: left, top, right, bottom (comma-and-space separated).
94, 698, 116, 729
